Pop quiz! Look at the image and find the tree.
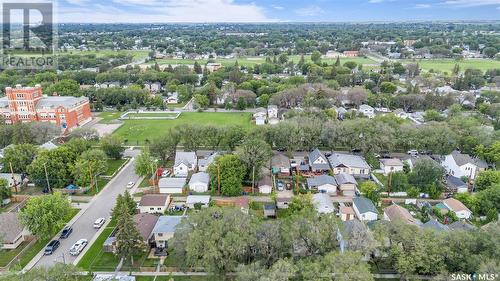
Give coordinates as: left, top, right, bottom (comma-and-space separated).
237, 138, 272, 184
18, 192, 71, 239
475, 141, 500, 166
0, 144, 38, 173
193, 94, 209, 109
408, 159, 444, 189
311, 51, 322, 65
286, 193, 314, 214
207, 155, 246, 196
29, 122, 62, 144
115, 203, 146, 265
482, 47, 497, 58
389, 171, 409, 192
100, 134, 125, 159
27, 146, 77, 190
0, 263, 81, 281
380, 82, 397, 94
359, 181, 379, 204
0, 178, 11, 201
475, 170, 500, 191
72, 149, 108, 187
135, 148, 155, 177
46, 79, 81, 96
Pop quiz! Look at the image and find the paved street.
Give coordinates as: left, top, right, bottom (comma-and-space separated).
32, 149, 140, 268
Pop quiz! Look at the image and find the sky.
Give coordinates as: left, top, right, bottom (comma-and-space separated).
22, 0, 500, 23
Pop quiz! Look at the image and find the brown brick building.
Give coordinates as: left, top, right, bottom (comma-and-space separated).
0, 85, 92, 131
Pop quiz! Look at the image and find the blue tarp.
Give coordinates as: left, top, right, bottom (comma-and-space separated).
65, 184, 79, 190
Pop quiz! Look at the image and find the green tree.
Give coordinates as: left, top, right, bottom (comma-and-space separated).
359, 181, 379, 204
475, 141, 500, 166
380, 82, 397, 94
72, 149, 108, 187
193, 94, 209, 110
311, 51, 322, 65
46, 79, 81, 96
135, 148, 155, 177
0, 144, 38, 173
408, 159, 444, 189
389, 171, 409, 192
115, 203, 146, 265
100, 134, 125, 159
27, 146, 77, 190
237, 138, 272, 184
0, 263, 81, 281
287, 193, 314, 214
475, 170, 500, 191
207, 155, 246, 196
18, 192, 71, 239
0, 178, 11, 201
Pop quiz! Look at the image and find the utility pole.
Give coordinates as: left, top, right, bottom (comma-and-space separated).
89, 161, 94, 193
217, 163, 221, 195
252, 166, 255, 194
43, 162, 52, 194
9, 162, 18, 193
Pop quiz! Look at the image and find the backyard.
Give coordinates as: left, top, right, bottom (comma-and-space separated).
113, 112, 254, 145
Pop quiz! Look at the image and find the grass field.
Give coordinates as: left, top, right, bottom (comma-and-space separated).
104, 159, 128, 177
124, 112, 180, 118
113, 112, 254, 145
147, 55, 377, 68
98, 112, 123, 124
60, 49, 150, 60
401, 58, 500, 73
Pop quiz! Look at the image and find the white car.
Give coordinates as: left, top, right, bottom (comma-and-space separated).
126, 181, 135, 189
161, 170, 171, 177
69, 239, 88, 256
93, 218, 106, 229
407, 149, 418, 156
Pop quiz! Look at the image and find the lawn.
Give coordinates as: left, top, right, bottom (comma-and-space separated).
0, 241, 30, 267
401, 58, 500, 73
113, 112, 254, 145
125, 112, 180, 119
135, 276, 215, 281
104, 158, 128, 177
288, 55, 377, 66
77, 225, 115, 271
98, 112, 123, 124
61, 49, 150, 61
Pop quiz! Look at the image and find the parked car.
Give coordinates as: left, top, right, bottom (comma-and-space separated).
69, 239, 88, 256
93, 218, 106, 229
407, 150, 418, 156
44, 240, 60, 255
277, 180, 284, 191
60, 226, 73, 239
161, 170, 171, 177
126, 181, 135, 188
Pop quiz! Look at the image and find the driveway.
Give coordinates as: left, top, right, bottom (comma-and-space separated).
31, 148, 141, 268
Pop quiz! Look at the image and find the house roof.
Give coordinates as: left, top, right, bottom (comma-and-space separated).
384, 204, 417, 225
359, 104, 374, 111
422, 219, 449, 231
334, 173, 357, 185
139, 194, 170, 207
308, 149, 330, 171
271, 153, 290, 168
449, 220, 476, 231
312, 193, 334, 213
186, 195, 210, 205
158, 177, 186, 189
39, 141, 58, 150
328, 153, 370, 169
152, 216, 183, 234
450, 151, 487, 168
340, 206, 355, 215
307, 175, 337, 187
443, 198, 470, 213
174, 152, 197, 167
0, 213, 25, 243
133, 213, 159, 241
258, 175, 272, 187
189, 172, 209, 185
380, 158, 404, 167
199, 152, 217, 167
36, 96, 89, 109
446, 176, 467, 189
353, 197, 377, 214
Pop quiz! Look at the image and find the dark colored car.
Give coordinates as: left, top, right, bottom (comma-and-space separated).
60, 226, 73, 239
44, 240, 60, 255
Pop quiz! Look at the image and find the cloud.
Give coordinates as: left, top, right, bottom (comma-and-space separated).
368, 0, 385, 3
415, 3, 432, 8
272, 5, 284, 10
57, 0, 273, 23
295, 5, 324, 16
442, 0, 500, 7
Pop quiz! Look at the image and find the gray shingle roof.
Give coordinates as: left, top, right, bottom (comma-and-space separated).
0, 213, 24, 243
308, 149, 330, 171
307, 175, 337, 188
271, 153, 290, 168
422, 219, 449, 231
451, 151, 487, 168
446, 176, 467, 189
158, 177, 186, 188
328, 153, 370, 169
449, 221, 476, 231
334, 173, 357, 185
189, 172, 209, 185
353, 196, 377, 214
174, 152, 197, 167
152, 216, 183, 234
139, 194, 169, 207
36, 96, 89, 109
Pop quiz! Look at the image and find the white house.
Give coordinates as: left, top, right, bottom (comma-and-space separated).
138, 194, 171, 214
443, 198, 472, 219
166, 92, 178, 104
258, 175, 273, 194
198, 152, 217, 172
267, 105, 278, 119
359, 104, 375, 118
255, 116, 266, 126
312, 193, 334, 214
158, 177, 186, 194
379, 158, 404, 175
253, 108, 267, 119
174, 152, 197, 177
152, 216, 183, 249
306, 175, 337, 194
188, 172, 209, 193
352, 197, 378, 221
186, 195, 210, 208
441, 150, 487, 180
328, 153, 370, 177
309, 149, 331, 172
339, 206, 356, 221
334, 173, 358, 197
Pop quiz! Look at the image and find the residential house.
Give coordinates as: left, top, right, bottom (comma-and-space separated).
446, 176, 468, 193
173, 152, 197, 177
343, 51, 359, 57
0, 173, 23, 193
138, 194, 171, 214
267, 105, 278, 118
186, 195, 210, 208
379, 158, 404, 175
448, 220, 476, 231
39, 141, 58, 150
166, 92, 178, 104
352, 197, 378, 221
308, 149, 331, 173
306, 175, 337, 194
339, 206, 356, 221
158, 177, 186, 194
422, 219, 449, 231
255, 116, 266, 126
359, 104, 375, 118
144, 82, 162, 93
441, 150, 487, 180
337, 107, 347, 119
253, 108, 267, 119
383, 204, 419, 225
271, 153, 290, 175
263, 204, 276, 218
198, 152, 217, 172
188, 172, 209, 193
134, 213, 159, 245
258, 175, 273, 194
394, 109, 409, 119
152, 216, 183, 248
0, 213, 29, 249
328, 153, 370, 178
334, 173, 358, 197
313, 193, 334, 214
403, 155, 436, 171
443, 198, 472, 219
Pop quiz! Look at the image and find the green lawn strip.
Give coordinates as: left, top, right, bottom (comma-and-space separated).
98, 112, 123, 124
163, 249, 184, 267
135, 276, 214, 281
104, 159, 128, 177
15, 208, 80, 268
126, 113, 180, 118
0, 241, 30, 267
114, 112, 253, 145
401, 58, 500, 73
77, 226, 115, 270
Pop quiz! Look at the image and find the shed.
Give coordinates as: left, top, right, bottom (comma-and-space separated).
312, 193, 334, 214
158, 177, 186, 194
188, 172, 209, 193
186, 195, 210, 208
